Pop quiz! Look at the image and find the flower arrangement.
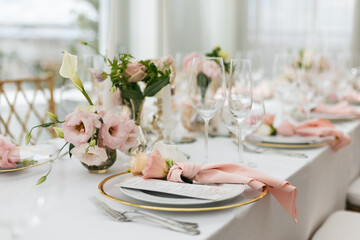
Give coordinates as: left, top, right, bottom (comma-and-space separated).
26, 51, 138, 184
89, 54, 176, 153
182, 46, 230, 74
90, 54, 175, 124
180, 46, 230, 132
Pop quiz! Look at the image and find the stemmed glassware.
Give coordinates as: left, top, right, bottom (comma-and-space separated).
295, 52, 323, 120
227, 59, 253, 165
188, 57, 226, 162
221, 95, 265, 167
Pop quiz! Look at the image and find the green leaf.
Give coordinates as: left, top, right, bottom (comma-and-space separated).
196, 72, 211, 102
36, 176, 47, 185
144, 76, 170, 97
121, 89, 144, 99
25, 133, 31, 145
69, 143, 75, 158
181, 176, 193, 184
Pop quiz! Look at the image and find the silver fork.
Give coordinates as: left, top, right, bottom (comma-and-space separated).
89, 197, 200, 235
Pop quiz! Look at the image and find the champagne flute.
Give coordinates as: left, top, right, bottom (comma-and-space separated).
228, 59, 253, 165
221, 95, 265, 167
188, 57, 226, 162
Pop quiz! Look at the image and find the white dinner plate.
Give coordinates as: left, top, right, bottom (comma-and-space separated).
0, 147, 50, 172
310, 112, 358, 121
119, 177, 245, 206
292, 111, 358, 122
246, 134, 335, 149
247, 134, 332, 145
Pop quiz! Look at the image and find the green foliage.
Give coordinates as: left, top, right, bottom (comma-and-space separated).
196, 72, 211, 103
206, 46, 230, 73
109, 54, 171, 102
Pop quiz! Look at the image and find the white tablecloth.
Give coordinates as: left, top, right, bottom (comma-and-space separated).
1, 118, 359, 240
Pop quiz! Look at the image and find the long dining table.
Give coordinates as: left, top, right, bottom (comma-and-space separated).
1, 101, 360, 240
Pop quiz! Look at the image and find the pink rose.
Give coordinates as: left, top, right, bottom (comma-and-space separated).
263, 114, 275, 126
0, 137, 20, 169
129, 152, 147, 175
201, 60, 221, 79
98, 111, 138, 152
125, 62, 147, 82
155, 56, 174, 69
142, 150, 168, 179
276, 120, 296, 136
71, 143, 108, 166
121, 120, 138, 152
182, 53, 199, 73
62, 109, 101, 147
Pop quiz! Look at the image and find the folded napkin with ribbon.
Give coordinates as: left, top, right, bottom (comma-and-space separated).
312, 102, 360, 117
129, 142, 298, 223
167, 162, 297, 223
276, 119, 351, 151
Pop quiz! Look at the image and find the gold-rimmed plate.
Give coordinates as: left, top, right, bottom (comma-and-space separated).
99, 172, 268, 212
0, 147, 50, 173
245, 134, 337, 149
292, 111, 358, 122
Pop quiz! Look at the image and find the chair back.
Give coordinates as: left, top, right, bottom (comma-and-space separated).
0, 75, 56, 145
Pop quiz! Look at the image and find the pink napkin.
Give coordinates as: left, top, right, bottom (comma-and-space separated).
167, 162, 297, 223
343, 91, 360, 103
313, 102, 360, 117
276, 119, 351, 151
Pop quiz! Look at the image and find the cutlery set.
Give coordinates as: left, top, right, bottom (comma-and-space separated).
89, 196, 200, 235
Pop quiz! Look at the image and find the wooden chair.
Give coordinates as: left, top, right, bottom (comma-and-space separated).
0, 75, 56, 145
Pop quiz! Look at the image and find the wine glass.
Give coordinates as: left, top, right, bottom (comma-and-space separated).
236, 50, 264, 86
228, 59, 253, 165
295, 52, 323, 120
272, 52, 297, 121
221, 95, 265, 167
188, 57, 226, 162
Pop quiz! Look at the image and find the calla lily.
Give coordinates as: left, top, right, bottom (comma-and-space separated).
59, 51, 84, 92
59, 51, 93, 105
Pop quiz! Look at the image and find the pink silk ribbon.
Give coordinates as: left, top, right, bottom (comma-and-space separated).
167, 162, 298, 223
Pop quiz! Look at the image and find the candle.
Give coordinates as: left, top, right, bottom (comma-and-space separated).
103, 0, 116, 111
162, 0, 172, 143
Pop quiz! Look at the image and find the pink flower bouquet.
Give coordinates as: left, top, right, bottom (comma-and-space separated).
26, 51, 139, 184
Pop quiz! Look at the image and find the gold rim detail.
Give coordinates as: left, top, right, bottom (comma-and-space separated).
98, 172, 268, 212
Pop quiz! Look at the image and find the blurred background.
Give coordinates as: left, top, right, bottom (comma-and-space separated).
0, 0, 358, 144
0, 0, 357, 79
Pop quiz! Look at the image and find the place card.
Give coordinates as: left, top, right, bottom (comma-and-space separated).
116, 176, 243, 201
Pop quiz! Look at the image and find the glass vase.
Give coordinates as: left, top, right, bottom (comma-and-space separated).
81, 149, 117, 173
130, 99, 151, 153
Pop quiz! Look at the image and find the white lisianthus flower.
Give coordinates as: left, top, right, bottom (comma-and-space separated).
153, 142, 187, 163
59, 51, 84, 92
